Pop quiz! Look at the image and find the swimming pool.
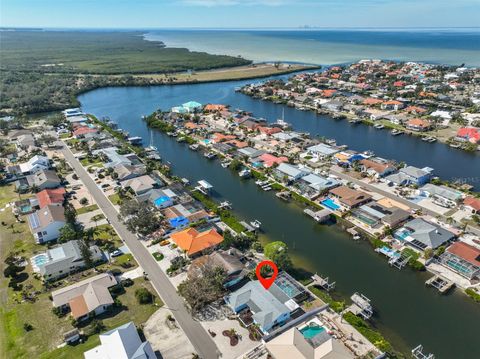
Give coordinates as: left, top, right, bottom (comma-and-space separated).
394, 229, 412, 241
300, 324, 325, 339
32, 254, 48, 267
321, 198, 340, 210
203, 139, 212, 145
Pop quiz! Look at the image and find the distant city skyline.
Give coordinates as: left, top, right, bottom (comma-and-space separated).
1, 0, 480, 29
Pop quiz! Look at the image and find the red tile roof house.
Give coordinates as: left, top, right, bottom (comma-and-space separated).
405, 106, 428, 115
329, 186, 373, 209
455, 127, 480, 144
36, 188, 66, 209
258, 126, 283, 136
359, 159, 396, 178
464, 196, 480, 214
212, 133, 236, 143
406, 118, 432, 132
362, 98, 384, 106
381, 100, 404, 111
73, 126, 99, 139
257, 153, 288, 168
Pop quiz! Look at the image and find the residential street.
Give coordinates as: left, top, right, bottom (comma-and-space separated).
60, 143, 218, 359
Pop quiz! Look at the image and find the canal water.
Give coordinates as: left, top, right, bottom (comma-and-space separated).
79, 80, 480, 358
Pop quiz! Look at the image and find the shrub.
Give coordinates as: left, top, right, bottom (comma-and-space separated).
79, 197, 89, 205
121, 278, 134, 287
23, 323, 33, 332
135, 288, 153, 304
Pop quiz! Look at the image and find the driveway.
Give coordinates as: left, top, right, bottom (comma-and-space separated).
60, 142, 218, 359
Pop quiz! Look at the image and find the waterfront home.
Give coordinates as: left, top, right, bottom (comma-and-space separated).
359, 158, 396, 178
438, 242, 480, 281
258, 126, 283, 136
274, 163, 309, 182
51, 273, 117, 321
362, 108, 390, 121
329, 186, 372, 209
255, 153, 288, 168
84, 321, 156, 359
225, 280, 291, 334
385, 166, 433, 186
204, 104, 228, 113
405, 106, 427, 115
333, 151, 366, 167
16, 133, 37, 149
32, 240, 103, 281
305, 143, 340, 159
406, 118, 432, 132
63, 108, 84, 118
381, 100, 404, 111
394, 218, 455, 250
189, 248, 249, 288
113, 163, 146, 181
351, 202, 410, 230
163, 202, 209, 225
93, 147, 140, 168
36, 187, 66, 209
137, 188, 177, 209
430, 110, 452, 122
296, 173, 339, 199
28, 204, 66, 243
121, 174, 158, 195
322, 100, 344, 112
463, 196, 480, 215
455, 127, 480, 143
73, 125, 99, 139
237, 147, 266, 159
419, 184, 463, 208
170, 228, 224, 257
265, 315, 354, 359
31, 169, 62, 190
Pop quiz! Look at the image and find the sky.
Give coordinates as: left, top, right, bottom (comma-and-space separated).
1, 0, 479, 29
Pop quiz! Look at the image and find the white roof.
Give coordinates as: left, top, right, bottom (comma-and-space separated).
84, 322, 155, 359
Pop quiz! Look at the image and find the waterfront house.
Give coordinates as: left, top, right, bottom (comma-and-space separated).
36, 187, 66, 209
255, 153, 288, 168
163, 202, 209, 225
63, 108, 84, 118
333, 151, 366, 167
328, 186, 372, 209
351, 202, 410, 229
406, 118, 432, 132
31, 169, 62, 190
265, 316, 354, 359
394, 218, 455, 250
175, 101, 203, 113
16, 133, 37, 149
237, 147, 266, 159
296, 174, 339, 199
362, 108, 390, 121
137, 188, 177, 209
121, 174, 158, 195
93, 147, 139, 168
385, 166, 433, 186
189, 248, 249, 288
463, 196, 480, 214
455, 127, 480, 144
113, 164, 146, 181
322, 100, 344, 112
381, 100, 404, 111
274, 163, 309, 182
438, 242, 480, 281
28, 204, 66, 243
359, 158, 396, 178
306, 143, 340, 159
73, 126, 99, 139
419, 184, 463, 208
84, 322, 155, 359
33, 240, 103, 281
204, 104, 228, 113
51, 273, 117, 321
225, 280, 291, 334
170, 228, 224, 257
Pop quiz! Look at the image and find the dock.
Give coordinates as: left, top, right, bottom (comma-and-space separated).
412, 345, 435, 359
127, 136, 143, 145
425, 275, 454, 294
218, 201, 232, 210
311, 273, 335, 291
276, 191, 291, 201
303, 208, 331, 223
349, 292, 373, 320
375, 246, 410, 269
240, 221, 256, 233
194, 180, 213, 195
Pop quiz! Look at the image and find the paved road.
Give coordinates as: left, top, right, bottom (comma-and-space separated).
330, 167, 438, 217
60, 143, 218, 359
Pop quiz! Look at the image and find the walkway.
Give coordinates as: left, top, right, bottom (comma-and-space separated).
60, 142, 218, 359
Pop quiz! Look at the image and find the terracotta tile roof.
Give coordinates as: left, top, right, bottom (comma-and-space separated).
464, 196, 480, 211
457, 127, 480, 143
36, 188, 66, 209
204, 104, 228, 112
405, 106, 427, 114
170, 228, 224, 256
73, 126, 98, 137
363, 98, 384, 106
407, 118, 431, 129
69, 295, 89, 319
447, 242, 480, 266
360, 159, 393, 174
329, 186, 372, 207
258, 126, 282, 135
212, 133, 236, 143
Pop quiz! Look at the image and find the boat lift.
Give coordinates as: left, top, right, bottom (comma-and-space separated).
218, 201, 232, 210
194, 180, 213, 195
389, 253, 411, 270
311, 273, 336, 291
412, 345, 435, 359
350, 292, 373, 320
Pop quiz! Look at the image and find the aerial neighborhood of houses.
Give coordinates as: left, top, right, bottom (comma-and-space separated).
0, 61, 479, 359
241, 59, 480, 151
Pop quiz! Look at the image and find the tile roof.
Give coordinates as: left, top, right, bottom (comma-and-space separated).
170, 228, 224, 256
464, 196, 480, 211
36, 188, 66, 209
447, 242, 480, 266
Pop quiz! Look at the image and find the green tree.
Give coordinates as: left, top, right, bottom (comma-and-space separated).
135, 288, 154, 304
59, 223, 83, 242
264, 241, 292, 271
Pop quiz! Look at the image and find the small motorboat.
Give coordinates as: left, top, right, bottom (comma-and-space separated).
391, 129, 404, 136
189, 143, 199, 151
238, 168, 251, 178
250, 219, 261, 229
373, 123, 385, 129
221, 160, 231, 168
204, 152, 217, 159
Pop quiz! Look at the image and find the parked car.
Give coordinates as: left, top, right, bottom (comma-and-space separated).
110, 249, 123, 257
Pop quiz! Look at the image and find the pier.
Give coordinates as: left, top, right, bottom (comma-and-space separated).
412, 345, 435, 359
375, 246, 411, 270
349, 292, 373, 320
311, 273, 336, 291
303, 208, 331, 223
425, 275, 454, 294
194, 180, 213, 195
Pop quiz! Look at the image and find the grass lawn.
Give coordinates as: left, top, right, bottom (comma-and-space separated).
108, 193, 122, 205
75, 204, 99, 215
113, 254, 136, 268
152, 252, 164, 261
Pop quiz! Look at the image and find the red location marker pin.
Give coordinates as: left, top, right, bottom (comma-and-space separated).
256, 260, 278, 290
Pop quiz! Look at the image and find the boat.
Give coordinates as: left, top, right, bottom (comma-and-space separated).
363, 150, 375, 157
275, 109, 291, 129
391, 129, 404, 136
218, 201, 232, 210
428, 137, 437, 143
255, 179, 268, 186
261, 185, 272, 191
238, 168, 251, 178
421, 136, 429, 142
177, 136, 186, 143
349, 118, 361, 124
189, 143, 199, 151
221, 160, 231, 168
204, 152, 217, 159
250, 219, 261, 229
373, 123, 384, 129
449, 143, 461, 149
145, 130, 157, 151
325, 138, 336, 145
128, 136, 142, 145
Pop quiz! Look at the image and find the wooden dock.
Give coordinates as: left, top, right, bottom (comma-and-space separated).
350, 292, 373, 320
311, 273, 335, 291
425, 275, 454, 294
303, 208, 331, 223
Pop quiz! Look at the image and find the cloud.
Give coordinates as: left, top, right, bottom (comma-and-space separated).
181, 0, 294, 6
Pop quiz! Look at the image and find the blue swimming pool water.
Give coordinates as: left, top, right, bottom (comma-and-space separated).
33, 254, 48, 266
395, 229, 411, 241
300, 325, 325, 339
321, 198, 340, 210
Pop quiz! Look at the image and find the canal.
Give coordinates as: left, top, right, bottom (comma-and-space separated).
79, 80, 480, 358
